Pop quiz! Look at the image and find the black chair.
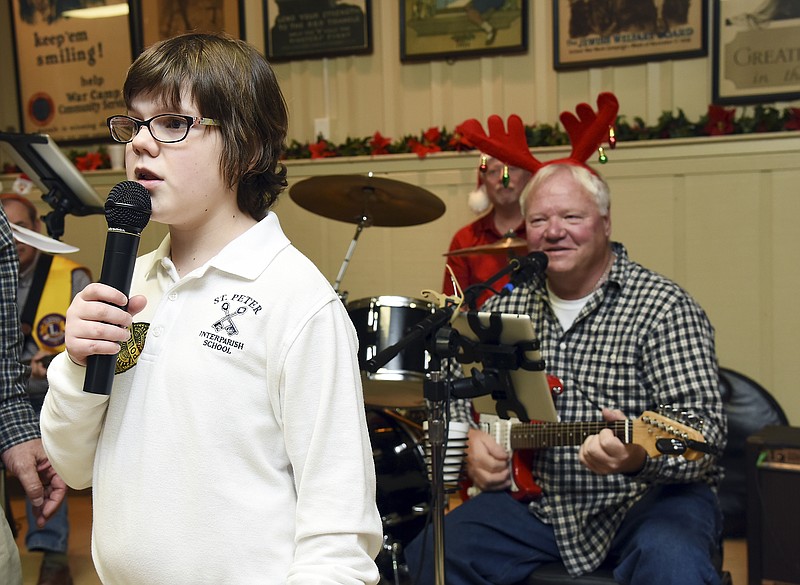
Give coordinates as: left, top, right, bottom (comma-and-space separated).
717, 367, 787, 538
525, 366, 785, 585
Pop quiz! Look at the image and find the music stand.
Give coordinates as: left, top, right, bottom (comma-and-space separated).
0, 132, 105, 239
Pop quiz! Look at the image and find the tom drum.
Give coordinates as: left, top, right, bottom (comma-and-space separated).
348, 296, 435, 407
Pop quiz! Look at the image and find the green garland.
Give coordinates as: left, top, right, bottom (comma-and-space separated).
2, 104, 796, 175
287, 104, 800, 160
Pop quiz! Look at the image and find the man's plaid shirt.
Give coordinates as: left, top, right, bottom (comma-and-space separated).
0, 207, 40, 458
448, 242, 726, 576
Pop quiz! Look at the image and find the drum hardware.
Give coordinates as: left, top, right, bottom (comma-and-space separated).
380, 535, 404, 585
289, 173, 445, 294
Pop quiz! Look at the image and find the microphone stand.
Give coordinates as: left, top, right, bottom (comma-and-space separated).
365, 252, 546, 585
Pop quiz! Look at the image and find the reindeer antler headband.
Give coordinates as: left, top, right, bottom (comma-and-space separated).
457, 92, 620, 174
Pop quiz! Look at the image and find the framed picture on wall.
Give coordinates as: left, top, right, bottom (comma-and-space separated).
8, 0, 133, 142
264, 0, 372, 62
553, 0, 707, 70
132, 0, 244, 54
400, 0, 527, 62
713, 0, 800, 104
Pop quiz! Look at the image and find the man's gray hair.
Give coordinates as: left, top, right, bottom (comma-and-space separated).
520, 163, 610, 216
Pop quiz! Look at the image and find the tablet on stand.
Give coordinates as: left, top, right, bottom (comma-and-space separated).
0, 132, 104, 239
452, 311, 558, 423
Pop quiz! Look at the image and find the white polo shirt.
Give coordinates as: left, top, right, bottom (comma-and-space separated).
42, 213, 382, 584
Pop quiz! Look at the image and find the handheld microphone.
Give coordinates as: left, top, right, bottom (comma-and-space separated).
83, 181, 151, 395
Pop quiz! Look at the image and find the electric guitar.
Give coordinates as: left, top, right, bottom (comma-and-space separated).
467, 408, 711, 501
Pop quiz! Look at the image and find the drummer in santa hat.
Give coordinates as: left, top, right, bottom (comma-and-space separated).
442, 154, 533, 308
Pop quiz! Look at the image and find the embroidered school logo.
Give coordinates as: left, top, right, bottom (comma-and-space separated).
116, 322, 149, 374
213, 302, 247, 335
200, 294, 262, 354
36, 313, 66, 348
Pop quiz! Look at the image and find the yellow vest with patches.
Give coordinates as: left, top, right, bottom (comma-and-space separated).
32, 256, 87, 353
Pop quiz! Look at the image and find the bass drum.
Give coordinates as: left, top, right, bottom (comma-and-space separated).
348, 296, 435, 407
367, 407, 430, 585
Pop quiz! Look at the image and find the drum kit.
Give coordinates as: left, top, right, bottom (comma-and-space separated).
290, 174, 524, 584
290, 174, 445, 583
290, 173, 524, 407
290, 174, 448, 408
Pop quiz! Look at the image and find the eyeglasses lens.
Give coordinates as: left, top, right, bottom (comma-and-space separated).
109, 115, 191, 143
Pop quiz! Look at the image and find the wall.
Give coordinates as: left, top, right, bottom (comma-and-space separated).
255, 1, 729, 145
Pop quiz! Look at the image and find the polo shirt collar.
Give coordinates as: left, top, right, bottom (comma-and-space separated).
142, 212, 290, 282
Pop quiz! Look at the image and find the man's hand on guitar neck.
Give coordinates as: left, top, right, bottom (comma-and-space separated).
579, 408, 647, 475
466, 427, 513, 492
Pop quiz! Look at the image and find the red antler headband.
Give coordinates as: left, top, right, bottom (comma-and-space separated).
456, 92, 620, 174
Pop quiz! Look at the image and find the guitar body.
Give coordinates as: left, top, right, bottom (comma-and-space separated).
510, 448, 540, 500
461, 415, 542, 502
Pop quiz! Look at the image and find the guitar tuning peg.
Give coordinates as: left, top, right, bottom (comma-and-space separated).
676, 411, 705, 431
657, 404, 676, 415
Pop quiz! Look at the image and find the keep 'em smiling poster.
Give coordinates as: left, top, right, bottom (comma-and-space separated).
10, 0, 132, 142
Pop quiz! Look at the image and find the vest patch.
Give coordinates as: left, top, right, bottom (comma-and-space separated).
35, 312, 66, 348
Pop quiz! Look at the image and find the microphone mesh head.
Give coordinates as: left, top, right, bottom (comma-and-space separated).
531, 251, 548, 271
104, 181, 152, 233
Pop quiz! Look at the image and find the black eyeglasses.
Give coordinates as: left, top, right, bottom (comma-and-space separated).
107, 114, 221, 144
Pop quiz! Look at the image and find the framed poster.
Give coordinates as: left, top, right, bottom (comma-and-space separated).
400, 0, 527, 62
133, 0, 244, 54
713, 0, 800, 104
553, 0, 707, 70
9, 0, 133, 143
264, 0, 372, 62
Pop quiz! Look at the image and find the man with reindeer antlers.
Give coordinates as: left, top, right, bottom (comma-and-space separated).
406, 93, 726, 584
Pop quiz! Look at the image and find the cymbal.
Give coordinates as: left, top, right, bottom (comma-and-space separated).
445, 235, 528, 256
289, 174, 446, 227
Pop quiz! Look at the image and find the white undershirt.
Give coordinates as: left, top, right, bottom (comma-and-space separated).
547, 282, 592, 331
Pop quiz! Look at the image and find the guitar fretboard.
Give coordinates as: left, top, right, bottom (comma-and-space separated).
510, 420, 632, 450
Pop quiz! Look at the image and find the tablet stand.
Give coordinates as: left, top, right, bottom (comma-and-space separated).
0, 132, 104, 239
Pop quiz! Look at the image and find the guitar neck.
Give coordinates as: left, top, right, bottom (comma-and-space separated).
510, 420, 633, 450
